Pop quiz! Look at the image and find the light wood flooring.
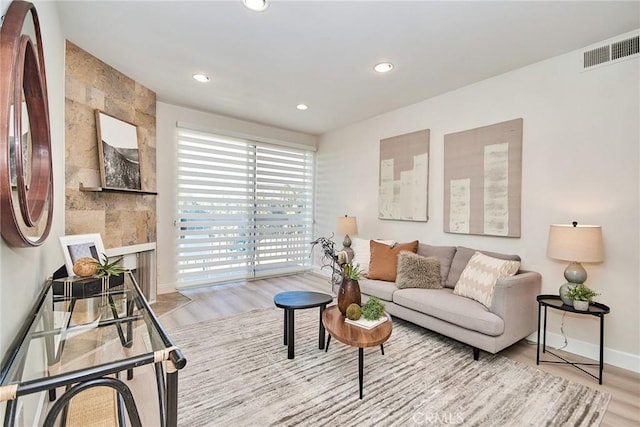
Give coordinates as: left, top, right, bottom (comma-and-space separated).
145, 273, 639, 426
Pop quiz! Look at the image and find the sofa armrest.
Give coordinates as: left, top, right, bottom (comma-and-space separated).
490, 271, 542, 336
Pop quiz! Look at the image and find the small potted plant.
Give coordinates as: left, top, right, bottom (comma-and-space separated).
72, 254, 127, 289
361, 296, 385, 321
566, 284, 599, 311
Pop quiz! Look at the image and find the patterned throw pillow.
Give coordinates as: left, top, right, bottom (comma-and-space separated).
396, 252, 442, 289
453, 251, 520, 307
366, 240, 418, 282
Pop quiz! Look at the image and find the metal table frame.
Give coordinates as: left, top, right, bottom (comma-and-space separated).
536, 294, 610, 384
0, 271, 186, 427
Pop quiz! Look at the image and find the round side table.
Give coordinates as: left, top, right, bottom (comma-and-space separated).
273, 291, 333, 359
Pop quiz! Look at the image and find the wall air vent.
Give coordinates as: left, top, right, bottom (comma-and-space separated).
581, 34, 639, 71
583, 45, 610, 68
611, 36, 639, 60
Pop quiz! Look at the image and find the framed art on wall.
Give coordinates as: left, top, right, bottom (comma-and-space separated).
443, 118, 522, 237
95, 111, 141, 190
378, 129, 430, 221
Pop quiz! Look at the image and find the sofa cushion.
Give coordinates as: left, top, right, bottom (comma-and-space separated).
351, 237, 395, 274
446, 246, 521, 288
392, 288, 505, 336
367, 240, 418, 281
453, 251, 520, 307
417, 243, 456, 287
395, 252, 442, 289
358, 278, 397, 302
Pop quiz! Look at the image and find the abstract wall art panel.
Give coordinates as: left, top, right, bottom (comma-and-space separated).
443, 118, 522, 237
379, 129, 430, 222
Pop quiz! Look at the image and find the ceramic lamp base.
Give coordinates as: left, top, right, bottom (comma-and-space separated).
559, 283, 577, 305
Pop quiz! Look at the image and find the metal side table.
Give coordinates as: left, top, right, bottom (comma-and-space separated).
536, 294, 610, 384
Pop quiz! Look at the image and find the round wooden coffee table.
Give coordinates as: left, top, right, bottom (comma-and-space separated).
322, 305, 392, 399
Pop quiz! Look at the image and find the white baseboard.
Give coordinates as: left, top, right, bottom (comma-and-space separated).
526, 331, 640, 373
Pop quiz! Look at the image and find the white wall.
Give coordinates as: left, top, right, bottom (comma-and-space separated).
155, 102, 317, 293
0, 0, 65, 358
316, 34, 639, 371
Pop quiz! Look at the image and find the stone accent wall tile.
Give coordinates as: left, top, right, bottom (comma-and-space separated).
136, 113, 156, 144
65, 210, 106, 237
65, 166, 101, 189
65, 76, 86, 104
135, 83, 156, 116
65, 188, 104, 211
65, 100, 100, 170
138, 144, 156, 192
87, 87, 106, 111
104, 72, 135, 106
103, 99, 136, 124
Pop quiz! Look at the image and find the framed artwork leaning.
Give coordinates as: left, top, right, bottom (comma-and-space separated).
443, 118, 522, 237
95, 111, 141, 190
378, 129, 430, 222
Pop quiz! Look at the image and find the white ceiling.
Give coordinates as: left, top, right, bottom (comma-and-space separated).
56, 1, 640, 136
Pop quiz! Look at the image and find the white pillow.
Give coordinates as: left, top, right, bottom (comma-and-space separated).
453, 251, 520, 308
350, 238, 395, 274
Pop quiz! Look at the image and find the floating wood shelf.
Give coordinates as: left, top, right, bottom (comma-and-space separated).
79, 183, 158, 195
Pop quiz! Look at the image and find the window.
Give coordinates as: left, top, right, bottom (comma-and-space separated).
176, 127, 314, 287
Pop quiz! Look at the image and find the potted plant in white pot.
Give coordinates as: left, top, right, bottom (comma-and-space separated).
566, 284, 599, 311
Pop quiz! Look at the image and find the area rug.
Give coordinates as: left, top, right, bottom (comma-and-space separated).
170, 308, 610, 426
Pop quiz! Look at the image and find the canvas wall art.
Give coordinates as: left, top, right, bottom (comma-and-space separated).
96, 111, 141, 190
443, 118, 522, 237
378, 129, 430, 221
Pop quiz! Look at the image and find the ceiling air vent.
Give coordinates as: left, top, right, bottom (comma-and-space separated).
582, 34, 639, 71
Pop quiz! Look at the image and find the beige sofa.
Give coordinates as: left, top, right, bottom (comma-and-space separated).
357, 242, 542, 360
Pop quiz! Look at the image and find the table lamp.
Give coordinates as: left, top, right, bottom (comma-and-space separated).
337, 215, 358, 261
547, 221, 604, 305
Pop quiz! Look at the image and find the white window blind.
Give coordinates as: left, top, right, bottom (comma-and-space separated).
176, 128, 314, 287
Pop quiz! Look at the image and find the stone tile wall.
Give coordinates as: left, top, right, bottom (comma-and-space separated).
65, 41, 156, 248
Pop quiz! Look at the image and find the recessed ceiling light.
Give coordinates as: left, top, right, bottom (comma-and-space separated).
296, 104, 309, 111
192, 73, 211, 83
374, 62, 394, 73
243, 0, 269, 12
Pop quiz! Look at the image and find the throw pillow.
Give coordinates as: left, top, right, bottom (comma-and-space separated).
446, 246, 521, 288
416, 243, 456, 287
453, 251, 520, 308
367, 240, 418, 282
396, 252, 442, 289
351, 238, 395, 274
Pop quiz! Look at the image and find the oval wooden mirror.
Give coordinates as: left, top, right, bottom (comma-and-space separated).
0, 0, 53, 247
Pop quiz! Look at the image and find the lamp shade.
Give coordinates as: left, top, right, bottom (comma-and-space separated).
337, 216, 358, 236
547, 224, 604, 263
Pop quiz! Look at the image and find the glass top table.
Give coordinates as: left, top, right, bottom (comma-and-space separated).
0, 271, 186, 427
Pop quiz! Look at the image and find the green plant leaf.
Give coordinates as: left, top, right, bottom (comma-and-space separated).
361, 296, 385, 321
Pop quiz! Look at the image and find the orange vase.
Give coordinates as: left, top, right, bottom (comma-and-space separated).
338, 278, 361, 315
